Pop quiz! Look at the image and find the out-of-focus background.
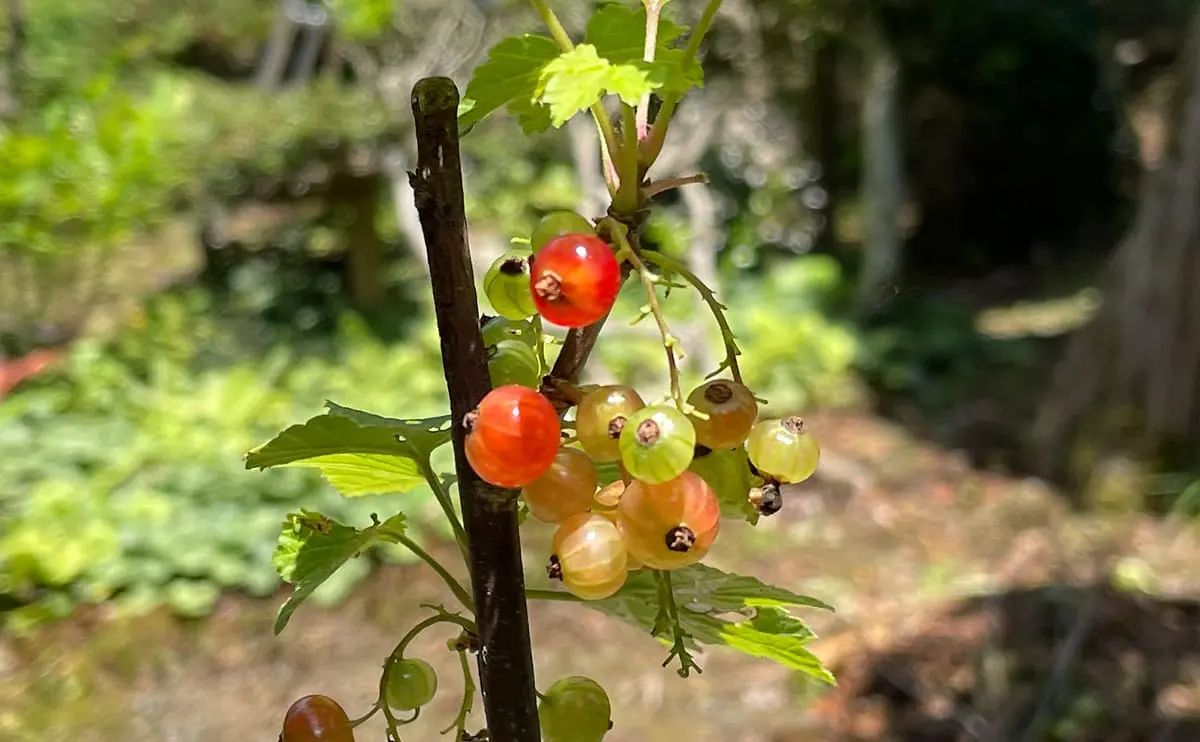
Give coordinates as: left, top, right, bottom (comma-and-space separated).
2, 0, 1200, 740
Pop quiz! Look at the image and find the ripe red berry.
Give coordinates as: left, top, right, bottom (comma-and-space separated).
530, 234, 621, 328
465, 385, 561, 488
686, 379, 758, 450
281, 694, 355, 742
522, 447, 598, 523
615, 471, 720, 570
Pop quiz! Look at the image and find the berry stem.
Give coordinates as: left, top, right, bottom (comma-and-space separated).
439, 648, 476, 738
642, 173, 709, 200
635, 0, 663, 140
607, 222, 686, 409
394, 531, 475, 613
614, 103, 641, 215
531, 313, 549, 372
641, 0, 723, 167
419, 458, 470, 561
658, 570, 702, 677
639, 249, 743, 384
379, 608, 478, 738
528, 0, 623, 194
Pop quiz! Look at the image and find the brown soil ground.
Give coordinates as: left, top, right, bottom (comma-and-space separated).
3, 410, 1199, 742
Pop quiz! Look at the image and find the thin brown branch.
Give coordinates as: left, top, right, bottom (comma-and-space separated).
409, 76, 540, 742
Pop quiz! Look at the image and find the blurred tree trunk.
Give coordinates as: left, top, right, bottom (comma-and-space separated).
1031, 7, 1200, 480
0, 0, 23, 120
856, 20, 904, 313
334, 172, 389, 313
810, 32, 840, 254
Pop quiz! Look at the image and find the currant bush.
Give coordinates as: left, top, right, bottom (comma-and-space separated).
465, 384, 561, 488
255, 3, 835, 735
618, 405, 697, 484
522, 447, 598, 523
281, 695, 355, 742
547, 512, 628, 600
484, 253, 538, 320
615, 472, 720, 570
531, 210, 595, 252
575, 385, 646, 462
538, 676, 612, 742
530, 233, 621, 328
747, 416, 821, 484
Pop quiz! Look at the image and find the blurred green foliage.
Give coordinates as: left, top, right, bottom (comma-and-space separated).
0, 292, 459, 632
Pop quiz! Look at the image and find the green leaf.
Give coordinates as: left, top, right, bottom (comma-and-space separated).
591, 565, 835, 683
245, 404, 451, 497
458, 34, 559, 134
584, 4, 703, 94
688, 446, 762, 524
537, 45, 654, 127
271, 510, 406, 634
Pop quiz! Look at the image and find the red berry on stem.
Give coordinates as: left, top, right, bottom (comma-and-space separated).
281, 695, 355, 742
465, 385, 561, 488
615, 471, 720, 570
530, 234, 621, 328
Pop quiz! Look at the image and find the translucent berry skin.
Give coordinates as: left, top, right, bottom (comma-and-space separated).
484, 254, 538, 320
615, 472, 720, 570
746, 417, 820, 484
686, 379, 759, 450
549, 513, 627, 600
618, 405, 696, 485
488, 339, 541, 389
522, 447, 598, 523
539, 676, 612, 742
530, 234, 621, 329
465, 385, 561, 488
385, 658, 438, 711
281, 695, 355, 742
481, 316, 538, 348
576, 385, 645, 462
531, 210, 595, 252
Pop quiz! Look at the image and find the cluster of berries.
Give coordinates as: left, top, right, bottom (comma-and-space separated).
466, 212, 821, 602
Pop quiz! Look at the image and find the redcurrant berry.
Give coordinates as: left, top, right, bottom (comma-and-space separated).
531, 210, 595, 252
281, 695, 354, 742
522, 447, 598, 523
618, 405, 696, 484
615, 472, 720, 570
530, 234, 621, 328
547, 512, 627, 600
575, 385, 645, 462
465, 385, 561, 488
746, 416, 820, 484
488, 339, 541, 389
484, 253, 538, 320
481, 316, 538, 348
538, 676, 612, 742
384, 658, 438, 711
686, 379, 758, 450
